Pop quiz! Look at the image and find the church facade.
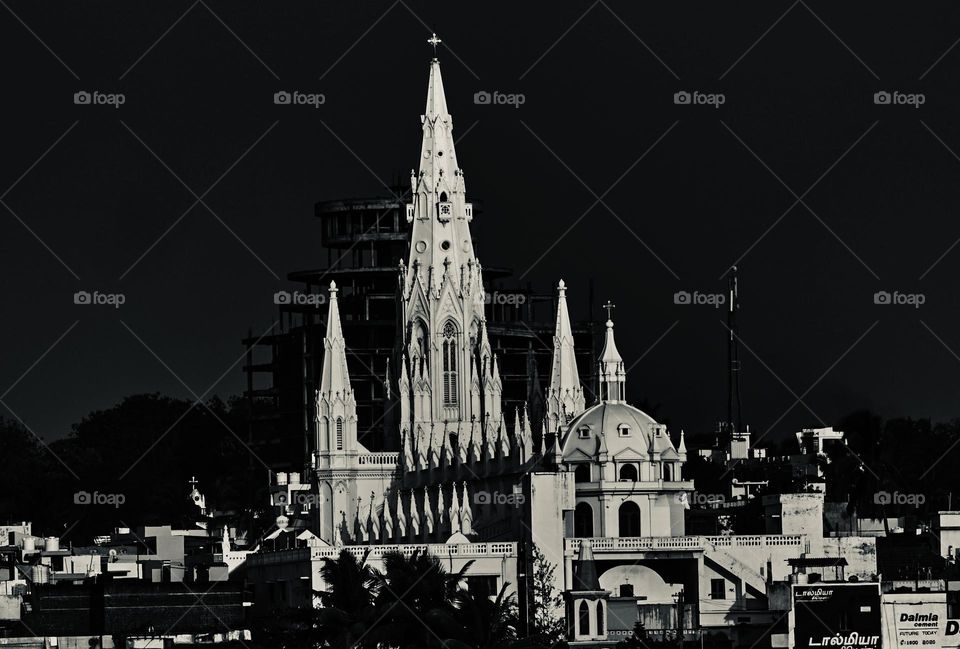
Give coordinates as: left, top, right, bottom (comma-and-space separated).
246, 43, 834, 648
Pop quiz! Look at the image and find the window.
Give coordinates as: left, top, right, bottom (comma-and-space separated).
578, 601, 589, 637
574, 464, 591, 483
596, 600, 604, 635
663, 463, 674, 481
618, 425, 630, 437
619, 584, 634, 597
441, 322, 458, 407
619, 464, 638, 482
574, 502, 593, 538
577, 427, 590, 439
466, 575, 498, 597
618, 501, 641, 537
336, 418, 343, 450
710, 578, 725, 600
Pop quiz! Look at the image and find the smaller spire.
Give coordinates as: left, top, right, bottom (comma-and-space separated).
599, 315, 626, 403
573, 540, 601, 591
547, 279, 585, 429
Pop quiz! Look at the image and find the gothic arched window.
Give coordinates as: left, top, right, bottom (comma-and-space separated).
619, 464, 638, 482
442, 321, 458, 407
596, 600, 604, 635
574, 502, 593, 538
578, 601, 589, 637
619, 501, 641, 537
336, 417, 344, 451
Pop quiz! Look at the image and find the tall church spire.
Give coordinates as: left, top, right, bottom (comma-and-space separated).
405, 53, 476, 281
546, 279, 585, 431
399, 47, 491, 431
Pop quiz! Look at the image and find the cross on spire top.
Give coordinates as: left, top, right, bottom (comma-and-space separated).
603, 300, 616, 321
188, 476, 198, 488
427, 33, 442, 57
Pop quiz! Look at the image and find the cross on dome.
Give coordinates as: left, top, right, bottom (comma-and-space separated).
427, 33, 442, 57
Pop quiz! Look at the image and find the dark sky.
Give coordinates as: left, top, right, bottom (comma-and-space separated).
3, 1, 960, 448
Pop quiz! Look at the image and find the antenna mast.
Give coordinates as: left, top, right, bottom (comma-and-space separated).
727, 266, 743, 442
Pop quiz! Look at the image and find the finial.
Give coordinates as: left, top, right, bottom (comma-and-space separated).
603, 300, 616, 321
558, 279, 566, 295
329, 280, 338, 295
427, 33, 442, 57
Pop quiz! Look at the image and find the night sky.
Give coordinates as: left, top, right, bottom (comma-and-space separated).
3, 1, 960, 449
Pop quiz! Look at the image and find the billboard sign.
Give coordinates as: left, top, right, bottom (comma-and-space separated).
792, 583, 881, 649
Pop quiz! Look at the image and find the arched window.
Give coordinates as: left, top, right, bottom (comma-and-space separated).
596, 600, 604, 635
322, 417, 329, 450
619, 501, 641, 537
574, 464, 591, 483
619, 464, 638, 482
578, 600, 589, 637
336, 418, 343, 451
663, 463, 673, 481
574, 502, 593, 538
441, 322, 458, 407
439, 191, 448, 202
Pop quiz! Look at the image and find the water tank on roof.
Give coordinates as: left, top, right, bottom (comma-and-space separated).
277, 472, 288, 485
44, 537, 59, 552
289, 472, 300, 485
22, 537, 35, 552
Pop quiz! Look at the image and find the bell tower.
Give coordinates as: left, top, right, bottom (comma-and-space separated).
398, 38, 499, 450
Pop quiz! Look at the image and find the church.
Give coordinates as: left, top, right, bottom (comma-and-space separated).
246, 38, 835, 648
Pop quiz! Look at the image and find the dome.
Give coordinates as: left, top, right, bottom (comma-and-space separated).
560, 401, 678, 461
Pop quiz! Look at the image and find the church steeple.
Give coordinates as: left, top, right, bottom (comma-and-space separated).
320, 281, 350, 399
316, 280, 361, 455
405, 51, 476, 282
598, 314, 626, 404
399, 44, 489, 430
546, 279, 585, 431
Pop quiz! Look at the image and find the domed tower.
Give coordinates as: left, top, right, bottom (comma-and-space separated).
560, 315, 692, 539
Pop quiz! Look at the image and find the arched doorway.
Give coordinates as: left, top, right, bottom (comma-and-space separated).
619, 501, 641, 537
574, 502, 593, 537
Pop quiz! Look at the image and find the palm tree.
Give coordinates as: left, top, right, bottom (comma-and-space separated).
313, 548, 380, 649
370, 549, 473, 649
443, 583, 521, 649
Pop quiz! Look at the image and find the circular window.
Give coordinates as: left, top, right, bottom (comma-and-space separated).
438, 150, 444, 157
423, 150, 430, 158
415, 240, 427, 253
440, 240, 451, 251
